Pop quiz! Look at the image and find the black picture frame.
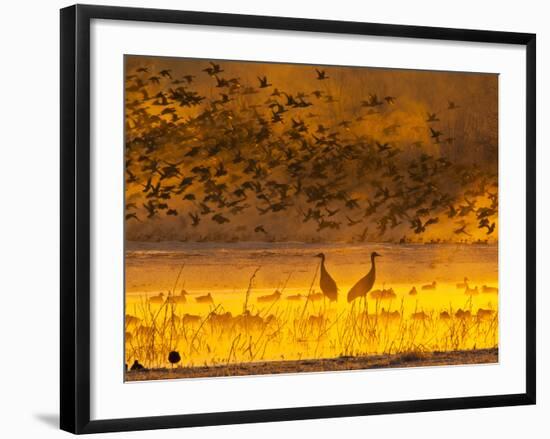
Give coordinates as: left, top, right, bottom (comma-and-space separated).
60, 4, 536, 434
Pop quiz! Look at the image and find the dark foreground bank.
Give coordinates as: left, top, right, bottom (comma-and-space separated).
126, 348, 498, 381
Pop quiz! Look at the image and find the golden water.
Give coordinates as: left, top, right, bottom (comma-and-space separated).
125, 242, 498, 370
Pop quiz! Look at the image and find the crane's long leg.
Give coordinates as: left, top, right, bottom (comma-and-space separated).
361, 294, 368, 335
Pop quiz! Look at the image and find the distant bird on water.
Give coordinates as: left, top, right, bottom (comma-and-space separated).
347, 252, 381, 303
196, 292, 214, 304
421, 281, 437, 290
315, 253, 338, 302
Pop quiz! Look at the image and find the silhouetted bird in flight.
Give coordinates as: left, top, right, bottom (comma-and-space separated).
376, 141, 391, 152
203, 62, 223, 76
426, 112, 439, 122
258, 76, 272, 88
189, 212, 200, 227
454, 223, 472, 236
126, 212, 140, 221
254, 225, 268, 234
430, 127, 443, 142
448, 100, 460, 110
315, 69, 329, 80
355, 226, 369, 243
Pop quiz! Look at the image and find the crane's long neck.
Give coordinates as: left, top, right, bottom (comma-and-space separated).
369, 255, 376, 276
319, 256, 326, 273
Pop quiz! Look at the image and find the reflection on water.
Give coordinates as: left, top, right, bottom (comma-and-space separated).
125, 241, 498, 371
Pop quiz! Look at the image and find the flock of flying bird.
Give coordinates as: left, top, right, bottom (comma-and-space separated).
124, 61, 498, 242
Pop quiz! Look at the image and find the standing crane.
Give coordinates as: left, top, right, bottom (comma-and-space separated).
347, 252, 381, 303
315, 253, 338, 302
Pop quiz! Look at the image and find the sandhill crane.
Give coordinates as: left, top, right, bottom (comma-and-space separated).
235, 310, 265, 331
347, 252, 381, 303
412, 311, 429, 321
125, 314, 141, 327
456, 277, 469, 289
421, 281, 437, 290
210, 311, 233, 327
315, 253, 338, 302
148, 292, 165, 304
370, 287, 396, 300
166, 289, 188, 304
455, 309, 472, 319
380, 308, 400, 321
308, 314, 326, 328
308, 292, 324, 301
257, 290, 282, 303
476, 308, 495, 320
195, 293, 214, 304
182, 313, 201, 325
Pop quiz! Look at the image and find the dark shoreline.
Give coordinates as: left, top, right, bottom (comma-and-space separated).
126, 348, 498, 381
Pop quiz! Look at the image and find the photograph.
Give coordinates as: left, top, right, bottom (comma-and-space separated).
124, 55, 499, 381
0, 0, 541, 436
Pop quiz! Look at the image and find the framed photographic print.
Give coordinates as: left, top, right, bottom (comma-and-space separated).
60, 4, 536, 434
